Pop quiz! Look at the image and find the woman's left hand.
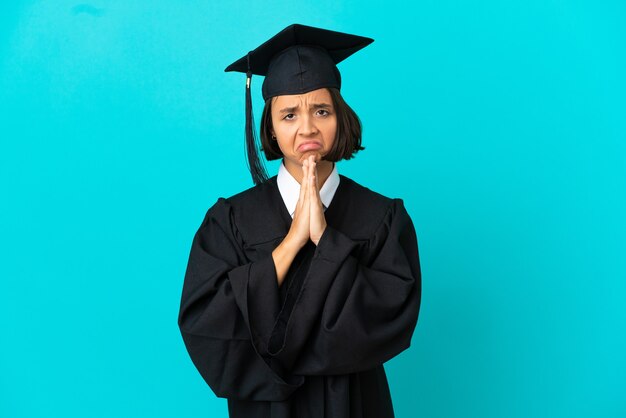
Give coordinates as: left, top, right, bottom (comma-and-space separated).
305, 155, 327, 246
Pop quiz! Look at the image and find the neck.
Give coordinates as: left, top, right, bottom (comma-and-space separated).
284, 158, 334, 189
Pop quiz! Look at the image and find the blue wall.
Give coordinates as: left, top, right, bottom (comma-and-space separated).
1, 1, 624, 417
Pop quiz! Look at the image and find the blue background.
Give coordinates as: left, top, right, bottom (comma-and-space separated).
1, 1, 625, 417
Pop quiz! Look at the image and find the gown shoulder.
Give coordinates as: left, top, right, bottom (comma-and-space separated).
225, 175, 279, 207
209, 175, 287, 247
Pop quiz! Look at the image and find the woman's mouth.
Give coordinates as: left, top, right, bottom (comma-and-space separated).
298, 141, 322, 152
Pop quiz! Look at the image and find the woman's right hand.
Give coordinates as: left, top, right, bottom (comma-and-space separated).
285, 158, 313, 250
272, 158, 313, 286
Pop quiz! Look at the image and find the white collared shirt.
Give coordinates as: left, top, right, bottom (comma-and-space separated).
276, 159, 340, 218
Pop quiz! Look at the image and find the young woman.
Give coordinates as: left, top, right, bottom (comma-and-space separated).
178, 24, 422, 418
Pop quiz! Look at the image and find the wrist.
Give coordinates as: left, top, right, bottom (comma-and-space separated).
312, 225, 327, 246
281, 233, 304, 254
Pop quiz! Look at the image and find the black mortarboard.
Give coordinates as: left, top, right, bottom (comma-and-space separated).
225, 23, 374, 185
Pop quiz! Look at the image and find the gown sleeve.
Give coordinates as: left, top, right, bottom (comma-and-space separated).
266, 198, 421, 376
177, 198, 304, 401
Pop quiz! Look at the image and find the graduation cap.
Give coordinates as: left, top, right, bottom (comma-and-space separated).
225, 23, 374, 185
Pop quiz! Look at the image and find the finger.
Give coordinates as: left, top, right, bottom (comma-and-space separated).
310, 159, 318, 192
297, 160, 308, 211
302, 159, 310, 208
313, 159, 320, 191
307, 161, 318, 209
313, 159, 320, 190
302, 168, 311, 218
305, 158, 311, 189
309, 162, 321, 208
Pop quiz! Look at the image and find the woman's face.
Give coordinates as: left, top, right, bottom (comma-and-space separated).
270, 88, 337, 168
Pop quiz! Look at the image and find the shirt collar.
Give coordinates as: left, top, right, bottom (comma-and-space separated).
276, 159, 340, 218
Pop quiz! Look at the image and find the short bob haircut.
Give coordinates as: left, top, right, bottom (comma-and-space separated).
259, 87, 365, 161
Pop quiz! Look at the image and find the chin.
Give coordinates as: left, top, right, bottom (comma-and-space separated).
303, 151, 325, 161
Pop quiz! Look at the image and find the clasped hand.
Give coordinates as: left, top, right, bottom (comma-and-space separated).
289, 155, 327, 247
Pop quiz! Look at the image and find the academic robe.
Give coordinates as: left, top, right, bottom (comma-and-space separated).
178, 174, 421, 418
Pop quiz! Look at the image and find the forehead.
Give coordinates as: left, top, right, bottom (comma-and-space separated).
272, 88, 332, 106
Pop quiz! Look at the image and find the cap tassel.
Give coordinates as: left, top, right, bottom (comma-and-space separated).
245, 54, 269, 186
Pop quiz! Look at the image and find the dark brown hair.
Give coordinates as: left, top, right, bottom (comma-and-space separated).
259, 87, 365, 161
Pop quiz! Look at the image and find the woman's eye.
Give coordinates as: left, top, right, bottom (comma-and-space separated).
283, 114, 295, 120
317, 109, 330, 116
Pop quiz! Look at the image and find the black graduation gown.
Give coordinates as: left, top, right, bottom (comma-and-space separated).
178, 174, 421, 418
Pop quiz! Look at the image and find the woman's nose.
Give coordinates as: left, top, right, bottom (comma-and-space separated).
299, 114, 319, 135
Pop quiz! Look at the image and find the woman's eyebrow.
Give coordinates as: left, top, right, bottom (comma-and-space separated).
279, 103, 332, 113
311, 102, 332, 109
279, 105, 298, 114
